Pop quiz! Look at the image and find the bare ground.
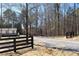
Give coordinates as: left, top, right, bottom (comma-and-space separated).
21, 44, 79, 56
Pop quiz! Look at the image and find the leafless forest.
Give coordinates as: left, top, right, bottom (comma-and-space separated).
0, 3, 79, 36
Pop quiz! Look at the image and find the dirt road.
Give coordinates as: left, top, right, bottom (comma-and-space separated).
34, 36, 79, 52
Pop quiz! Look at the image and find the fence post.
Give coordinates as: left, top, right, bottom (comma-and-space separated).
31, 35, 34, 49
14, 38, 16, 52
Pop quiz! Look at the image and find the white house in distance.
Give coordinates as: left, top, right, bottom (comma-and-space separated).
0, 23, 26, 36
0, 28, 17, 35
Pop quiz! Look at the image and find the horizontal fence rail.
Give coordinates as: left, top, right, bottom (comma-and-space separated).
0, 35, 34, 53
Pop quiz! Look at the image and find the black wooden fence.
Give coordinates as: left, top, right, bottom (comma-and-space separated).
0, 35, 33, 53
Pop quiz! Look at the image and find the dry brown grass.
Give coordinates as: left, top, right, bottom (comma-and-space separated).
22, 45, 79, 56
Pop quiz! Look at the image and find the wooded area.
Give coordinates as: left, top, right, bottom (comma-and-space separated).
0, 3, 79, 36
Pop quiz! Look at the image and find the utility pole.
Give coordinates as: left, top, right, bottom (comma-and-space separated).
55, 3, 60, 36
26, 3, 28, 44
